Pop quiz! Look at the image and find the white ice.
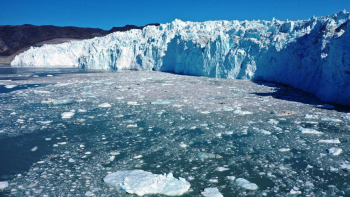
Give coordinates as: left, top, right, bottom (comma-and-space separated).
0, 181, 8, 190
103, 170, 190, 196
201, 187, 223, 197
327, 147, 342, 155
235, 178, 258, 190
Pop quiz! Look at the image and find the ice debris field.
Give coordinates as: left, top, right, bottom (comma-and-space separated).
11, 11, 350, 106
0, 67, 350, 196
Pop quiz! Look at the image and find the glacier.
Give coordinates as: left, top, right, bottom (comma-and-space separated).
11, 10, 350, 105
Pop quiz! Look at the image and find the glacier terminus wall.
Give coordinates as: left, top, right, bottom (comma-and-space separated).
11, 11, 350, 106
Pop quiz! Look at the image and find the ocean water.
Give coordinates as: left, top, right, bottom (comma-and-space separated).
0, 68, 350, 196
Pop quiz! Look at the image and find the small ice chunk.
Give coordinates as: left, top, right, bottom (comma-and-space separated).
226, 176, 235, 181
110, 151, 120, 156
342, 114, 350, 120
127, 124, 138, 128
234, 110, 253, 115
201, 187, 223, 197
85, 152, 92, 155
267, 119, 278, 124
42, 99, 72, 105
278, 164, 291, 170
216, 167, 229, 172
278, 148, 290, 152
34, 90, 51, 94
61, 112, 75, 119
37, 120, 52, 125
110, 156, 115, 162
259, 129, 271, 135
103, 170, 190, 196
134, 155, 143, 159
98, 103, 111, 108
304, 114, 318, 119
127, 101, 139, 105
31, 146, 38, 152
151, 101, 171, 105
290, 189, 302, 195
197, 153, 222, 159
317, 104, 335, 109
235, 178, 258, 190
78, 109, 87, 113
340, 163, 350, 170
85, 191, 94, 196
318, 139, 340, 144
179, 142, 187, 148
0, 181, 8, 190
209, 178, 218, 183
68, 158, 75, 163
321, 118, 342, 122
297, 127, 322, 135
327, 147, 342, 155
5, 85, 17, 89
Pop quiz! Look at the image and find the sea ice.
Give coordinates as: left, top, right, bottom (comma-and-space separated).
98, 103, 111, 108
327, 147, 342, 155
61, 111, 75, 119
201, 187, 223, 197
318, 139, 341, 144
278, 148, 291, 152
304, 114, 318, 119
235, 178, 258, 190
297, 127, 323, 135
0, 181, 8, 190
316, 104, 335, 109
267, 119, 279, 125
216, 167, 229, 172
321, 118, 342, 122
103, 170, 190, 196
233, 110, 253, 115
5, 85, 17, 89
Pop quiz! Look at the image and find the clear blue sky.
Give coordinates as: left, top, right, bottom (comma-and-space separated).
1, 0, 350, 30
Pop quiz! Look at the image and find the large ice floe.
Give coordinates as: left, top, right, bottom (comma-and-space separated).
11, 10, 350, 105
103, 170, 190, 196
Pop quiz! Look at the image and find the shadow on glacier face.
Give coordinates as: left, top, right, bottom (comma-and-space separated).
251, 80, 350, 113
160, 35, 207, 77
252, 20, 350, 107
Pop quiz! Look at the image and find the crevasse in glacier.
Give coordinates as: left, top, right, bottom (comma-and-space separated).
11, 10, 350, 105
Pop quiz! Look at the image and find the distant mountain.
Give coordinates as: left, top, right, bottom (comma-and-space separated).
0, 23, 160, 56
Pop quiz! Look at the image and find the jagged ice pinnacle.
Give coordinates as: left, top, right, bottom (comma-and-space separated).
11, 10, 350, 105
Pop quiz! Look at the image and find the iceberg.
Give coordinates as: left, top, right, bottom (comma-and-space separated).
103, 170, 191, 196
11, 10, 350, 105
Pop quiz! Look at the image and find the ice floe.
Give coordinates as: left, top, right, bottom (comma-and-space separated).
318, 139, 341, 144
0, 181, 8, 190
201, 187, 223, 197
103, 170, 190, 196
297, 127, 323, 135
327, 147, 342, 155
235, 178, 258, 190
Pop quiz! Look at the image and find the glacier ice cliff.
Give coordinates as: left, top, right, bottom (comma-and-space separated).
11, 11, 350, 105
